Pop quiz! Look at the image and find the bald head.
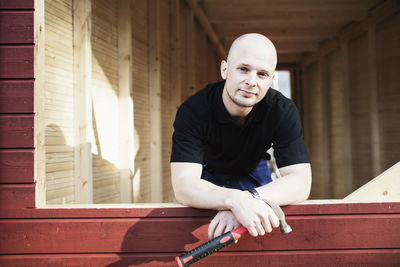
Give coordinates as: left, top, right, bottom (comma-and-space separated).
227, 33, 277, 71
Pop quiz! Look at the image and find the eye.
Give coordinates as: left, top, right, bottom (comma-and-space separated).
258, 72, 268, 78
239, 67, 248, 72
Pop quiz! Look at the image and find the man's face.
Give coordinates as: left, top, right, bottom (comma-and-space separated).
221, 40, 276, 108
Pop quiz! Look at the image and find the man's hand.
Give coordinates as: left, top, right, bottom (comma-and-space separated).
208, 210, 240, 240
226, 190, 280, 237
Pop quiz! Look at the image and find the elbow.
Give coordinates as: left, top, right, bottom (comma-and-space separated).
172, 182, 191, 206
298, 173, 312, 202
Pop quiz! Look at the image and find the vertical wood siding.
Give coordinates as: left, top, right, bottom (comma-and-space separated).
302, 8, 400, 198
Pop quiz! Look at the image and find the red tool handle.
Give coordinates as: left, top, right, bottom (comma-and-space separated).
175, 226, 248, 267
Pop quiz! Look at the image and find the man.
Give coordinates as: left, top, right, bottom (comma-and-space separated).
170, 33, 312, 240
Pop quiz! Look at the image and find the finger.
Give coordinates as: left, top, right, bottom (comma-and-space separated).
255, 220, 265, 236
246, 224, 258, 237
213, 220, 226, 239
269, 211, 280, 228
208, 217, 219, 240
261, 217, 272, 233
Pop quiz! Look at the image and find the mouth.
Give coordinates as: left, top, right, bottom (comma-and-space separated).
238, 89, 257, 97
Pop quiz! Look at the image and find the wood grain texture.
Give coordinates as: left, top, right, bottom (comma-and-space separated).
0, 80, 34, 113
1, 249, 399, 267
0, 115, 33, 148
1, 213, 399, 254
0, 0, 33, 9
0, 184, 35, 214
0, 149, 34, 183
0, 45, 33, 78
0, 11, 34, 43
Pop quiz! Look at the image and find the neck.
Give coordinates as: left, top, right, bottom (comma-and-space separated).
222, 88, 252, 118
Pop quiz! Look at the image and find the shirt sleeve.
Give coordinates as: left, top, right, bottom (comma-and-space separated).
272, 101, 310, 168
170, 104, 204, 163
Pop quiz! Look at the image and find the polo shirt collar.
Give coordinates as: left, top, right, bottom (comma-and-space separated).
213, 81, 266, 124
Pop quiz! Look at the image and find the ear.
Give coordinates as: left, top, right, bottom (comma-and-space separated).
220, 60, 228, 80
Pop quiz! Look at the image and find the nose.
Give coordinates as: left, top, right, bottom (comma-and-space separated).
245, 72, 257, 87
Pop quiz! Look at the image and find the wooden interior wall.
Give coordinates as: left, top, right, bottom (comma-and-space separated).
44, 0, 75, 204
131, 0, 150, 203
376, 12, 400, 171
91, 0, 120, 203
302, 6, 400, 199
37, 0, 222, 204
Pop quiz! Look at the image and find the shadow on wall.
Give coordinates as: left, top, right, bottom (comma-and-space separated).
106, 209, 210, 266
45, 123, 130, 204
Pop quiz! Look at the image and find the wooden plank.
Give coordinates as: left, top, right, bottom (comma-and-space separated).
1, 249, 400, 266
340, 41, 354, 195
375, 11, 400, 171
0, 184, 35, 215
345, 162, 400, 201
148, 0, 163, 203
319, 53, 332, 198
1, 214, 399, 254
0, 115, 33, 148
117, 0, 134, 203
73, 0, 93, 204
185, 8, 195, 98
368, 26, 382, 177
0, 45, 33, 78
0, 80, 33, 113
0, 149, 34, 183
33, 0, 45, 207
1, 202, 399, 219
0, 11, 33, 43
0, 0, 33, 9
185, 0, 226, 59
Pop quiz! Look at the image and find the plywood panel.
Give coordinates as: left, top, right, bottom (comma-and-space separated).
376, 11, 400, 172
348, 32, 373, 190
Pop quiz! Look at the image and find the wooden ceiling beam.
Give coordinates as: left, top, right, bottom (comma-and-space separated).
206, 8, 366, 24
185, 0, 226, 59
202, 0, 379, 7
223, 38, 320, 54
214, 25, 337, 40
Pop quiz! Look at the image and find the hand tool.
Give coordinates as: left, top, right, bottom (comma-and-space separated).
175, 198, 291, 267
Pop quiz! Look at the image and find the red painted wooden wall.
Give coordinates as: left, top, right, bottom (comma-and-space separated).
0, 1, 399, 266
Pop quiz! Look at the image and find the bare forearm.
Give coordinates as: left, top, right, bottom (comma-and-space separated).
257, 164, 312, 206
173, 174, 237, 210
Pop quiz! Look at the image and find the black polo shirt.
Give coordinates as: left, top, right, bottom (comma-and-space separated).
170, 80, 310, 176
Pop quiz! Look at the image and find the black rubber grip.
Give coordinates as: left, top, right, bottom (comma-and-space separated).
176, 231, 235, 266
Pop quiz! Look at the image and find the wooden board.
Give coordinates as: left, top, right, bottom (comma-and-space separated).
1, 249, 400, 267
0, 115, 34, 148
0, 210, 399, 254
0, 80, 33, 113
0, 46, 33, 78
0, 149, 34, 183
0, 0, 34, 9
0, 11, 33, 43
